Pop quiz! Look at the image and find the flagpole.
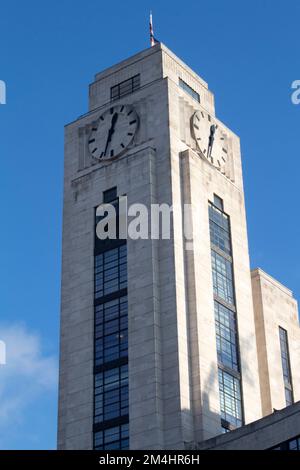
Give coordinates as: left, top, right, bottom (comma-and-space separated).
150, 11, 155, 47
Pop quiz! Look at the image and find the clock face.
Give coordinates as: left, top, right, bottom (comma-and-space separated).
191, 110, 228, 169
88, 104, 138, 161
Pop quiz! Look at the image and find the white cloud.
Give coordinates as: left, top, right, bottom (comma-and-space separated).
0, 323, 58, 434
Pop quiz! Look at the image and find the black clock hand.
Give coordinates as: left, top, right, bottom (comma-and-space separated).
104, 113, 119, 155
207, 124, 217, 159
110, 112, 119, 134
104, 114, 117, 155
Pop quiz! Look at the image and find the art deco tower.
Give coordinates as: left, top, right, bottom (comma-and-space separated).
58, 43, 300, 450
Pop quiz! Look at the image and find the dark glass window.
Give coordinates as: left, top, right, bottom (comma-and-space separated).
288, 438, 300, 450
215, 301, 239, 371
103, 187, 117, 204
94, 423, 129, 450
218, 369, 242, 429
213, 194, 224, 211
95, 297, 128, 366
270, 435, 300, 450
94, 364, 128, 424
279, 327, 294, 406
179, 78, 200, 102
211, 250, 234, 305
95, 245, 127, 299
285, 388, 293, 406
111, 75, 140, 102
209, 203, 231, 256
94, 188, 129, 450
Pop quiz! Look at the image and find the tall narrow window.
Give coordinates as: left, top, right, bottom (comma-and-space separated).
279, 327, 294, 406
209, 198, 244, 433
93, 188, 129, 450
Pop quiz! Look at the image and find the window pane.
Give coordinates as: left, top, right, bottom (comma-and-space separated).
213, 195, 224, 211
95, 246, 127, 298
285, 387, 293, 406
209, 204, 231, 255
179, 78, 200, 102
218, 369, 242, 428
279, 327, 294, 406
215, 302, 239, 371
110, 75, 140, 101
94, 424, 130, 450
94, 364, 129, 424
211, 250, 234, 305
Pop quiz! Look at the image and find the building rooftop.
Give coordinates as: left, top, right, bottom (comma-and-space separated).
251, 267, 295, 298
93, 42, 208, 89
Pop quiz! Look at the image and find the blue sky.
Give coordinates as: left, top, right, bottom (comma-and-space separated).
0, 0, 299, 449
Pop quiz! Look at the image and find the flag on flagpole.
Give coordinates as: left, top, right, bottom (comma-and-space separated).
149, 11, 155, 47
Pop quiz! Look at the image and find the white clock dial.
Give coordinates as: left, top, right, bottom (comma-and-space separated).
88, 104, 138, 161
191, 110, 228, 169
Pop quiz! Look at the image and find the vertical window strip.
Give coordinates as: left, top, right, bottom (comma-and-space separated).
279, 327, 294, 406
209, 200, 243, 432
94, 195, 129, 450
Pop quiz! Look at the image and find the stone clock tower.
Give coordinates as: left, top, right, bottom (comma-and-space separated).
58, 43, 265, 450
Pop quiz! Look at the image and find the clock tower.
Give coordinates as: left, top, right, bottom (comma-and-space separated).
58, 43, 264, 450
